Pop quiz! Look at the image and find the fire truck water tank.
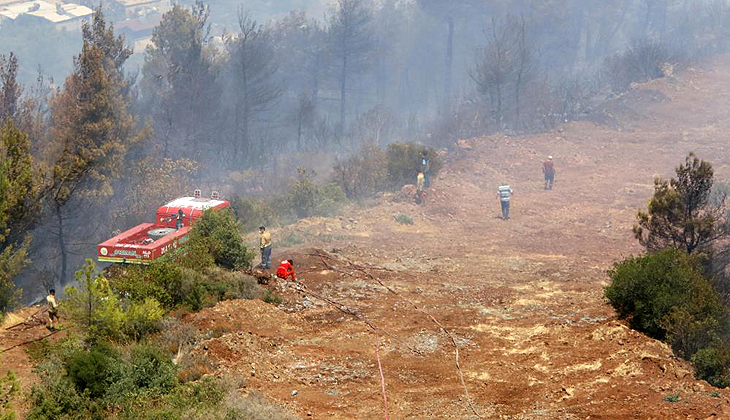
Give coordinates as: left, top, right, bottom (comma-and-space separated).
148, 228, 177, 241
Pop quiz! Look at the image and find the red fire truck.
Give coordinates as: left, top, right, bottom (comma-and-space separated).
97, 190, 230, 264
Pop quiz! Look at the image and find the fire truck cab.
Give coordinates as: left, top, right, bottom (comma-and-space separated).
97, 190, 229, 264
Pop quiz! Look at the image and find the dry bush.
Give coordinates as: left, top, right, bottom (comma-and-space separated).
428, 96, 493, 146
332, 145, 388, 199
223, 390, 297, 420
156, 317, 202, 355
177, 351, 218, 383
605, 39, 673, 92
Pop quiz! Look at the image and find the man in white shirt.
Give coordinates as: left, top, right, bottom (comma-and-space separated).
497, 184, 513, 220
47, 288, 59, 330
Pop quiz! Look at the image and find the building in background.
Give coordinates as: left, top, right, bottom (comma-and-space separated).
116, 12, 161, 51
112, 0, 168, 18
0, 0, 92, 30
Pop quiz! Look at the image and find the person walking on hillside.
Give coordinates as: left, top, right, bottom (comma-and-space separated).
259, 226, 272, 269
542, 156, 555, 190
497, 183, 514, 220
420, 150, 431, 188
276, 259, 297, 281
47, 288, 59, 330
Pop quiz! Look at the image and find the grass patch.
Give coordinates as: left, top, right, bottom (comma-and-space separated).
263, 291, 282, 305
664, 393, 680, 402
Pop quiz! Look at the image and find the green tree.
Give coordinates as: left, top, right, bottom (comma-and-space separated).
634, 153, 727, 256
63, 259, 125, 341
0, 121, 39, 317
48, 10, 145, 283
187, 209, 253, 270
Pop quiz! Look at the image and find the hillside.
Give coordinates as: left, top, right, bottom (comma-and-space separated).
6, 57, 730, 419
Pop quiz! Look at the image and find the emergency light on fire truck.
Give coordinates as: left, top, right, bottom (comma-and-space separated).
97, 191, 229, 264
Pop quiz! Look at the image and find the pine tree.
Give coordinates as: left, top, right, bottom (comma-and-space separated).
48, 10, 146, 283
634, 153, 727, 255
63, 259, 124, 341
0, 121, 39, 317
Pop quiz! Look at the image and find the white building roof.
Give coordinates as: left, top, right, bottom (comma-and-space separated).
0, 0, 92, 22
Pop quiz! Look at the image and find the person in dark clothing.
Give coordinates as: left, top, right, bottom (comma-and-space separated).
420, 150, 431, 188
542, 156, 555, 190
175, 209, 184, 230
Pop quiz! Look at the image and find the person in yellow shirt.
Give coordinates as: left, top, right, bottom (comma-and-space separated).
415, 172, 426, 204
47, 288, 59, 330
259, 226, 272, 269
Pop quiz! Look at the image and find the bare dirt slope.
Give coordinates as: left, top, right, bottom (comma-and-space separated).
6, 58, 730, 419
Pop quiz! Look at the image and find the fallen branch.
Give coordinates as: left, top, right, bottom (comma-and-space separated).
1, 330, 59, 353
5, 309, 45, 331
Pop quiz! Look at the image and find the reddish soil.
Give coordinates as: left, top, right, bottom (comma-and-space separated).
8, 57, 730, 419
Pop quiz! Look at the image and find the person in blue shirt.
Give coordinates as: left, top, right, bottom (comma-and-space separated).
420, 150, 431, 188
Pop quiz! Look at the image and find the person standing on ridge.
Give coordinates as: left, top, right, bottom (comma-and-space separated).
420, 150, 431, 188
415, 171, 426, 204
497, 183, 513, 220
259, 226, 272, 269
542, 156, 555, 190
47, 288, 59, 330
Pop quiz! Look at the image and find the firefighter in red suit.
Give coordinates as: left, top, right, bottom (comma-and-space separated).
276, 259, 297, 281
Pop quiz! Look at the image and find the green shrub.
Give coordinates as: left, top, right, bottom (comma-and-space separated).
187, 209, 253, 270
25, 339, 53, 364
65, 342, 121, 400
664, 393, 680, 402
115, 377, 224, 420
691, 347, 730, 388
394, 214, 414, 225
661, 306, 722, 358
263, 291, 282, 305
110, 264, 175, 309
124, 297, 164, 340
286, 168, 346, 218
128, 344, 178, 393
27, 374, 98, 420
385, 143, 442, 189
604, 249, 725, 340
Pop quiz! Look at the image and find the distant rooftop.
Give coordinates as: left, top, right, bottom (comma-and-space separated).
0, 0, 92, 22
114, 0, 165, 7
